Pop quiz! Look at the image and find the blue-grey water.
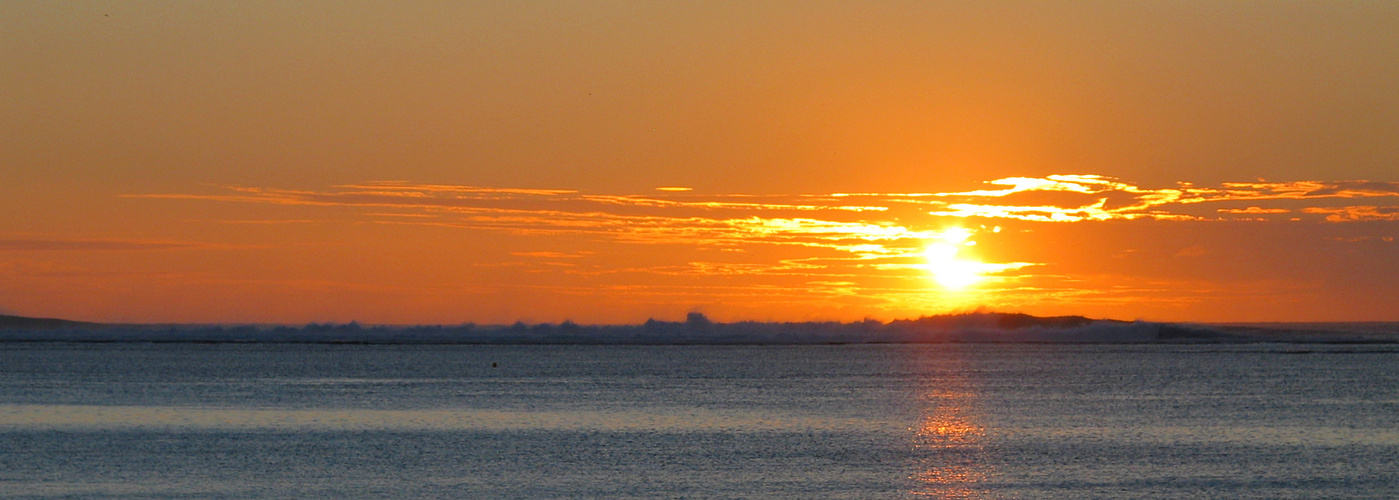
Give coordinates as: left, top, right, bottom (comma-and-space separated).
1, 343, 1396, 499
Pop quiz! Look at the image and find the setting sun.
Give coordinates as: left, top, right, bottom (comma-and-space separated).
924, 228, 984, 289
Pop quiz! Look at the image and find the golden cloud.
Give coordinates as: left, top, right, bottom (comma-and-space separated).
121, 176, 1399, 284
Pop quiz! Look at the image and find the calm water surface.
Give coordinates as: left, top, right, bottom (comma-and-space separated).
1, 343, 1396, 498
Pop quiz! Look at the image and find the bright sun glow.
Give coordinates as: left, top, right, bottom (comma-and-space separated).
924, 228, 984, 289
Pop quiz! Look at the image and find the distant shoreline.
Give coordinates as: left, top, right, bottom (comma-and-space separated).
5, 312, 1399, 345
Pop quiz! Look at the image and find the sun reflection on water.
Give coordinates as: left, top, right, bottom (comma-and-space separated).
911, 365, 992, 498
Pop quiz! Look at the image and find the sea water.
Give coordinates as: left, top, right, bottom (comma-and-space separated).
1, 343, 1396, 499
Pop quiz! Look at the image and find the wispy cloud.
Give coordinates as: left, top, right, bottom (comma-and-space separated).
211, 219, 321, 225
128, 183, 923, 256
1217, 207, 1291, 214
127, 177, 1399, 231
125, 182, 886, 214
922, 175, 1399, 222
510, 251, 592, 259
0, 238, 217, 252
121, 175, 1397, 285
1301, 206, 1399, 222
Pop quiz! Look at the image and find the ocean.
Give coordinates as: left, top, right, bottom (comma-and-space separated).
2, 343, 1396, 498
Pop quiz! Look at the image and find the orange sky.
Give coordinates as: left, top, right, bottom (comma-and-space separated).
3, 2, 1398, 324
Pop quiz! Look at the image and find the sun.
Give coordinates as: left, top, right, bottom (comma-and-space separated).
923, 228, 984, 289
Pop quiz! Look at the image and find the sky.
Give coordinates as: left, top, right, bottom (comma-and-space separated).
3, 1, 1398, 324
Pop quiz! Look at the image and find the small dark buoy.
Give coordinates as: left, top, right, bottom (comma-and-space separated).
491, 362, 497, 368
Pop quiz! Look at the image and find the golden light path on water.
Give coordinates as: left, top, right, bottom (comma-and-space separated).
914, 393, 989, 498
912, 354, 992, 499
